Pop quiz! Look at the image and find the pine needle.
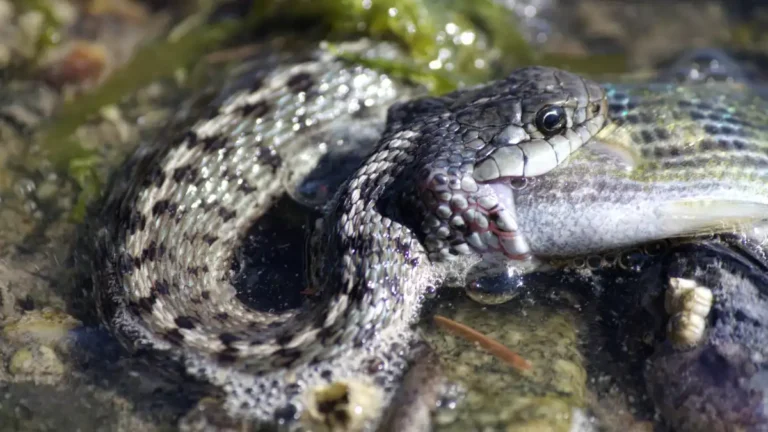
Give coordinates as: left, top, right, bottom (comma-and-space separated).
433, 314, 532, 373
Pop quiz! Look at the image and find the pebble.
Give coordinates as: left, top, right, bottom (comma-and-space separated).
43, 41, 108, 88
8, 345, 65, 383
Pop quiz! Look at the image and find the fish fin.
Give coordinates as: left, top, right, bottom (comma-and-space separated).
657, 200, 768, 237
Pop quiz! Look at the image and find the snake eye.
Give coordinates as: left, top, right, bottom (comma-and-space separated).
534, 105, 567, 137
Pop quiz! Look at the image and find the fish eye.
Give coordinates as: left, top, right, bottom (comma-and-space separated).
534, 105, 567, 136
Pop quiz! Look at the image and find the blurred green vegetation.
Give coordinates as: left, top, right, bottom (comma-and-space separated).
21, 0, 628, 221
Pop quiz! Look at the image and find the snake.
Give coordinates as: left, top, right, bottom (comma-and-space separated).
83, 43, 607, 424
82, 41, 768, 428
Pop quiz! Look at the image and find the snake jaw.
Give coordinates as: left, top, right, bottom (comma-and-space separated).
476, 180, 532, 260
456, 71, 608, 260
418, 167, 532, 261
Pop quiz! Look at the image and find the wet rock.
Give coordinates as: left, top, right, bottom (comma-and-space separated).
0, 381, 154, 431
0, 262, 62, 321
424, 296, 587, 431
178, 398, 251, 432
2, 309, 78, 385
2, 308, 81, 346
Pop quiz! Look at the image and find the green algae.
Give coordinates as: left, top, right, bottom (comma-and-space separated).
257, 0, 628, 93
67, 155, 101, 222
252, 0, 440, 60
254, 0, 528, 90
447, 0, 536, 67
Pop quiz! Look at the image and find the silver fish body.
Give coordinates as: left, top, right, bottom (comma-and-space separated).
514, 82, 768, 257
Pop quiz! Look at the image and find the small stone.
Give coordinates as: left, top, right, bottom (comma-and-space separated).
18, 12, 44, 57
43, 41, 108, 88
477, 194, 498, 210
35, 181, 59, 201
8, 345, 65, 382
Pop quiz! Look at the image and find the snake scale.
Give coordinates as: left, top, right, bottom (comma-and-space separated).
82, 41, 768, 428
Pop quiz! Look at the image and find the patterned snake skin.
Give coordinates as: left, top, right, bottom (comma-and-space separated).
84, 45, 607, 423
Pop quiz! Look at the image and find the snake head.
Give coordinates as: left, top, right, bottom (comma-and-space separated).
416, 66, 608, 262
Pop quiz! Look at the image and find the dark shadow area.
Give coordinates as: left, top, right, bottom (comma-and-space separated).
231, 195, 318, 313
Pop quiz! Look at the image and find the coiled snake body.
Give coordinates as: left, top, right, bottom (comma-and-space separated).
85, 46, 606, 422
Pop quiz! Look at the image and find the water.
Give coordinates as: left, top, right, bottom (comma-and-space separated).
0, 0, 766, 431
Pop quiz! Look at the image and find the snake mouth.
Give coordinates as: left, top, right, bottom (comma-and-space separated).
472, 178, 531, 259
420, 171, 532, 262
